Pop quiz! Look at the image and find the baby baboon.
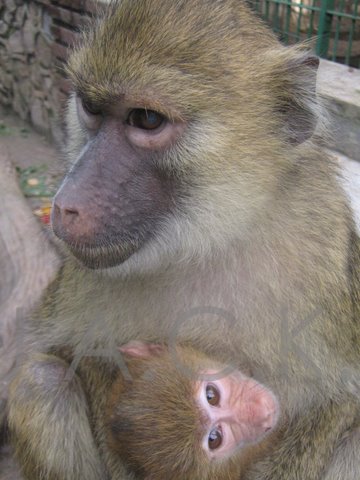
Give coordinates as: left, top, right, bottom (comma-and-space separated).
107, 342, 280, 480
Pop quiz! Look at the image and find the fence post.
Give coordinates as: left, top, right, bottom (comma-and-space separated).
316, 0, 335, 58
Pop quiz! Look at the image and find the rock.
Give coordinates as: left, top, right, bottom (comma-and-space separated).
18, 78, 32, 102
31, 65, 42, 88
0, 20, 9, 36
7, 31, 23, 55
0, 71, 12, 91
3, 10, 15, 25
22, 18, 36, 53
15, 4, 27, 27
31, 96, 49, 132
0, 0, 93, 140
12, 58, 28, 79
0, 90, 11, 106
13, 83, 28, 120
44, 76, 53, 91
36, 34, 53, 68
28, 2, 41, 27
4, 0, 17, 13
39, 64, 51, 78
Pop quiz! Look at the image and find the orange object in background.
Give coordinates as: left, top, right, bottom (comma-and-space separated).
33, 205, 52, 225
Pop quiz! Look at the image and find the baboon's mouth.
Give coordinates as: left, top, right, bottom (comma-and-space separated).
67, 242, 140, 269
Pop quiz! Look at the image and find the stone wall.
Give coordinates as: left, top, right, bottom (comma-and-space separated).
0, 0, 97, 142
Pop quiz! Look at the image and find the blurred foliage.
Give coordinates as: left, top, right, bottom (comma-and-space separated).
0, 122, 11, 136
16, 165, 55, 197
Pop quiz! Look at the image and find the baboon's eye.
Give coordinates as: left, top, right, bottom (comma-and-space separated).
208, 426, 223, 450
81, 98, 102, 116
127, 109, 165, 130
206, 384, 220, 406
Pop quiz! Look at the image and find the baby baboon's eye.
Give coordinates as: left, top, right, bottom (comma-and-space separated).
208, 426, 223, 450
206, 384, 220, 406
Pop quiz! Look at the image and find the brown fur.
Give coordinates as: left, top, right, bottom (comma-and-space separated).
7, 0, 360, 479
107, 348, 209, 480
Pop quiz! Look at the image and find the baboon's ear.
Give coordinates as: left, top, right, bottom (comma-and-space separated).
119, 341, 165, 359
273, 48, 320, 145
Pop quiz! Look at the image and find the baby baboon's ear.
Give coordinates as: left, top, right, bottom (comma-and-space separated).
270, 47, 320, 145
119, 341, 165, 359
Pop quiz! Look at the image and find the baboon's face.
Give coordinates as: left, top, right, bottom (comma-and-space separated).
52, 0, 318, 270
52, 96, 186, 269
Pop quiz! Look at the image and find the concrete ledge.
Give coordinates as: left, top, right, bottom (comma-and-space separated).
317, 60, 360, 161
331, 150, 360, 231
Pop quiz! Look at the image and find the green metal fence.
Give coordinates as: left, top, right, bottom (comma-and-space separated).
251, 0, 360, 67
